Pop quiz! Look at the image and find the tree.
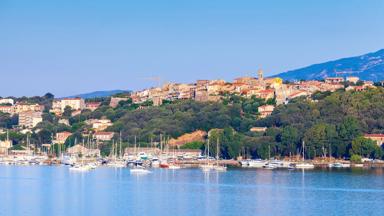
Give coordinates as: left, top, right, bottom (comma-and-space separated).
350, 136, 382, 159
350, 154, 362, 163
62, 106, 73, 118
281, 126, 299, 155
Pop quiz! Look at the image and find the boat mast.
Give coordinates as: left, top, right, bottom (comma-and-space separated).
119, 131, 122, 159
216, 137, 219, 166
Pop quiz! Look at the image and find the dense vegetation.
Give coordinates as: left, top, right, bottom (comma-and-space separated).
1, 88, 384, 160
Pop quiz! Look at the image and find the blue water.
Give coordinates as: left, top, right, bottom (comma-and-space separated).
1, 166, 384, 216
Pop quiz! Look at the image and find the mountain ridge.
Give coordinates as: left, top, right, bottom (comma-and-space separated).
64, 90, 130, 99
272, 49, 384, 81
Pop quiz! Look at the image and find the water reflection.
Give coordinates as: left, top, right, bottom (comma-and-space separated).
1, 166, 384, 216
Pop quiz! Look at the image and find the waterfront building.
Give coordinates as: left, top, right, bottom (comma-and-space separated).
364, 134, 384, 147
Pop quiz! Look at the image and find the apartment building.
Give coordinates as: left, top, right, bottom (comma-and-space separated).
18, 111, 43, 128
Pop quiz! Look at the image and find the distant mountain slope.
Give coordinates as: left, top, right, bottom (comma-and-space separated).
272, 49, 384, 81
66, 90, 130, 99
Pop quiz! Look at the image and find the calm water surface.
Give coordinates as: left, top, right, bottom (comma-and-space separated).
1, 166, 384, 216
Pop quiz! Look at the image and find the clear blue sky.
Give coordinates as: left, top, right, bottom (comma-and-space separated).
1, 0, 383, 97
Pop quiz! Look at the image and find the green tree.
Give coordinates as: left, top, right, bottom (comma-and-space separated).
350, 136, 382, 159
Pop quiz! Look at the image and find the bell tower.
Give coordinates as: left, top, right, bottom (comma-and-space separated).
258, 69, 264, 81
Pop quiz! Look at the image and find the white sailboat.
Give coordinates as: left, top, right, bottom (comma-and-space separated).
295, 141, 315, 169
263, 144, 277, 170
200, 139, 214, 172
212, 137, 227, 172
69, 139, 91, 172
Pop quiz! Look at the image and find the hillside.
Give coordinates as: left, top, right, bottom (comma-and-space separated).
273, 49, 384, 81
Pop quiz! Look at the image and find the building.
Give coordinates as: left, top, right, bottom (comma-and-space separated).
110, 97, 129, 108
85, 102, 101, 111
51, 98, 85, 115
0, 139, 12, 155
258, 105, 275, 118
67, 144, 100, 157
364, 134, 384, 147
250, 127, 268, 132
60, 98, 85, 112
288, 90, 309, 99
346, 76, 360, 84
86, 119, 113, 131
58, 119, 70, 126
14, 103, 43, 114
94, 132, 114, 141
325, 77, 344, 84
18, 111, 43, 128
0, 98, 14, 105
346, 86, 366, 92
55, 132, 72, 144
0, 106, 14, 114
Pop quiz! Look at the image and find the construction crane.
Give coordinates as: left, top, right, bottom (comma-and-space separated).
143, 76, 162, 88
143, 76, 171, 89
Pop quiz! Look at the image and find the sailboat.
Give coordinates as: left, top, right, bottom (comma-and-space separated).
70, 139, 92, 172
295, 141, 315, 169
212, 137, 227, 172
263, 144, 277, 170
108, 139, 126, 168
200, 139, 214, 172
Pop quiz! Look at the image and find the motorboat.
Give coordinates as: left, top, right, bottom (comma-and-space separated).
263, 163, 277, 170
248, 159, 267, 168
151, 158, 160, 168
130, 166, 151, 174
168, 164, 181, 169
69, 164, 91, 172
239, 160, 249, 167
329, 162, 350, 168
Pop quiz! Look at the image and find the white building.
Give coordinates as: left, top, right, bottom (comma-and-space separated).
0, 98, 14, 105
85, 119, 113, 131
51, 98, 85, 114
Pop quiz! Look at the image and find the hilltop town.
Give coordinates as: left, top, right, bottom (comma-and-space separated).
0, 71, 382, 164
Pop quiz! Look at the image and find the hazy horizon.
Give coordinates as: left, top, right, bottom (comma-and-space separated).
1, 0, 383, 97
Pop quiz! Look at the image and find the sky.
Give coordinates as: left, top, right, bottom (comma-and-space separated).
1, 0, 383, 97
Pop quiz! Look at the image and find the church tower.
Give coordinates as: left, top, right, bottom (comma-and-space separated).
258, 69, 264, 81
